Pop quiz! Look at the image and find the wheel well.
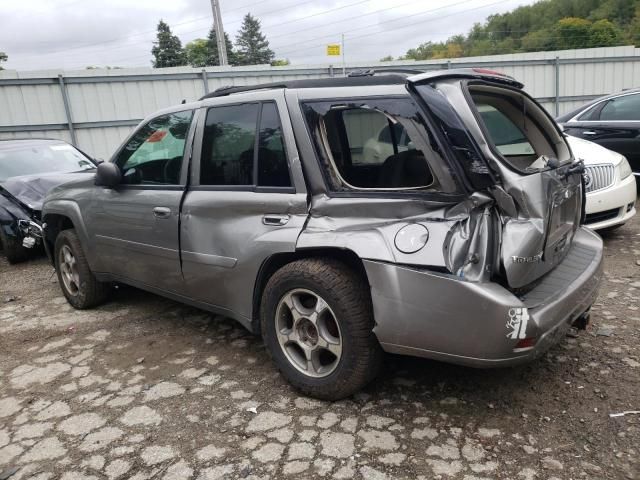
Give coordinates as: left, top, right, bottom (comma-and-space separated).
43, 214, 74, 261
251, 248, 370, 334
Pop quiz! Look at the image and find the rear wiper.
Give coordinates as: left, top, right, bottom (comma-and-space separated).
559, 159, 585, 179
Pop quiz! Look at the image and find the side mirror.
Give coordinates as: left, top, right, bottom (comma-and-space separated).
95, 162, 121, 188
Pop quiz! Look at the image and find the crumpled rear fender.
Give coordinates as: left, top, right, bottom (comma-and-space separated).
297, 193, 497, 283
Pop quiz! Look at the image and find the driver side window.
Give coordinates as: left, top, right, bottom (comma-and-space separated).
116, 110, 194, 185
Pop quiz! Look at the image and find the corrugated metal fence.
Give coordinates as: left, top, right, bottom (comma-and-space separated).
1, 45, 639, 159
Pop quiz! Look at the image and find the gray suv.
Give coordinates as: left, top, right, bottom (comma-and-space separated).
42, 69, 603, 400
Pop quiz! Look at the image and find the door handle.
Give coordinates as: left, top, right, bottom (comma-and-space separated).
153, 207, 172, 219
582, 130, 597, 135
262, 214, 290, 226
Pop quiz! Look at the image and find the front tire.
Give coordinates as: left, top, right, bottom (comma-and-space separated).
0, 229, 29, 264
261, 258, 382, 400
54, 229, 110, 309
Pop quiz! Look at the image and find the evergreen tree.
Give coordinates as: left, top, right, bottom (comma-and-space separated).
0, 51, 7, 70
235, 13, 274, 66
207, 28, 237, 66
151, 20, 187, 68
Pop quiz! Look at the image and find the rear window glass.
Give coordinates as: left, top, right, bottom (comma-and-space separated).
477, 105, 535, 156
302, 98, 456, 193
469, 86, 570, 173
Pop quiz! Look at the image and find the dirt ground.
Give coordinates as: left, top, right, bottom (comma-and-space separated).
0, 215, 638, 480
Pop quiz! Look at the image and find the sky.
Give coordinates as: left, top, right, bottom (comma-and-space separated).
0, 0, 537, 71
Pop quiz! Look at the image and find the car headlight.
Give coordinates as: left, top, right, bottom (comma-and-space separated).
618, 156, 632, 180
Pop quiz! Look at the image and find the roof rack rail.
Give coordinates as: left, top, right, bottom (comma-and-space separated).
347, 68, 426, 78
199, 75, 408, 100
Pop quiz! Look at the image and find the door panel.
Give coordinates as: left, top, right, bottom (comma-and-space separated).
565, 122, 640, 173
87, 188, 184, 291
84, 109, 196, 292
180, 191, 308, 321
180, 92, 308, 325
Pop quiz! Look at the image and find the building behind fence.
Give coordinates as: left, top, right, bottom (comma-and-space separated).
1, 45, 639, 159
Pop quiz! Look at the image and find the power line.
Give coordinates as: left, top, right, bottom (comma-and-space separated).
266, 0, 426, 42
21, 0, 378, 67
270, 0, 485, 53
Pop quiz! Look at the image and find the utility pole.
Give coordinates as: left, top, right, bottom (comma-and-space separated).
210, 0, 229, 66
341, 33, 346, 77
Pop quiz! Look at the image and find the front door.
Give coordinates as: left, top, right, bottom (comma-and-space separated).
86, 109, 195, 292
180, 93, 308, 325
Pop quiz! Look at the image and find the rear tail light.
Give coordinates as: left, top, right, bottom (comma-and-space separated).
472, 68, 508, 77
513, 337, 537, 352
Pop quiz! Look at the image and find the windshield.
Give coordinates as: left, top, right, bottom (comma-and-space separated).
0, 143, 94, 181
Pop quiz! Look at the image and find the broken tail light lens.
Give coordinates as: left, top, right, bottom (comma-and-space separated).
513, 337, 537, 352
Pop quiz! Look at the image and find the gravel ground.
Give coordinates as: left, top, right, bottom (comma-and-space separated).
0, 215, 638, 480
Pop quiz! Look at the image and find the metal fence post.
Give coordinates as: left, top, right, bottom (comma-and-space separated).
447, 60, 452, 70
201, 69, 209, 95
329, 65, 334, 77
554, 56, 560, 117
57, 74, 77, 146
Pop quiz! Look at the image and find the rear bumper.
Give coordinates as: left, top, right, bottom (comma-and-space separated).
364, 227, 603, 367
585, 174, 636, 230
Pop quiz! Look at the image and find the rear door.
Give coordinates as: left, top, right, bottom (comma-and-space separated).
86, 109, 195, 292
563, 92, 640, 175
180, 91, 308, 323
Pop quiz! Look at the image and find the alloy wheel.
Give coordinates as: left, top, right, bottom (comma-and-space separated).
275, 288, 342, 378
59, 245, 80, 295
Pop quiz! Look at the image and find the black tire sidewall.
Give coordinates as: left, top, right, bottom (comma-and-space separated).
261, 262, 374, 397
0, 229, 28, 264
54, 230, 91, 308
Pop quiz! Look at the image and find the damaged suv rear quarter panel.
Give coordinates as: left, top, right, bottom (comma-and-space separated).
289, 74, 602, 366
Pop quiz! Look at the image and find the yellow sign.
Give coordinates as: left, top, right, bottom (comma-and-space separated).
327, 44, 341, 56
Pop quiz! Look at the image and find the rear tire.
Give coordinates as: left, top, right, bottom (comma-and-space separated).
54, 229, 110, 309
0, 229, 29, 264
261, 258, 382, 400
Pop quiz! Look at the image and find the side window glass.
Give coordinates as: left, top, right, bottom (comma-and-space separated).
577, 104, 601, 121
257, 103, 291, 187
599, 94, 640, 121
303, 99, 443, 191
116, 110, 193, 185
200, 104, 259, 185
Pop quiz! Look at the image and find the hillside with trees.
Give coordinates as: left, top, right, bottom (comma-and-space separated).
396, 0, 640, 61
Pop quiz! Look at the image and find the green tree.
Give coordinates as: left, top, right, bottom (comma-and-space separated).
0, 51, 7, 70
235, 13, 274, 66
630, 6, 640, 45
401, 0, 640, 59
588, 19, 623, 47
185, 38, 210, 67
207, 28, 236, 66
151, 19, 187, 68
379, 55, 394, 62
270, 58, 290, 66
554, 17, 593, 49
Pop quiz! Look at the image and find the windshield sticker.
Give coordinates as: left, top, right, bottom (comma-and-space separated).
506, 307, 529, 339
